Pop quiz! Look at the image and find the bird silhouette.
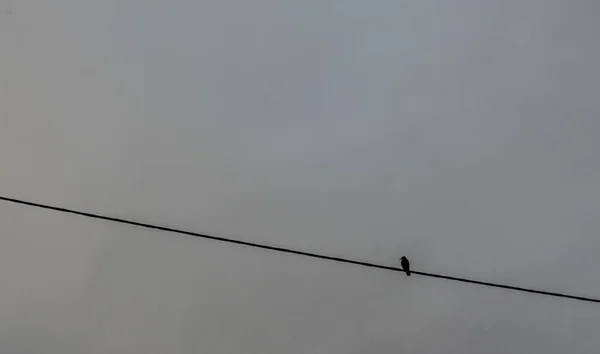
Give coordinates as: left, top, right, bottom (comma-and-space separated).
400, 256, 411, 276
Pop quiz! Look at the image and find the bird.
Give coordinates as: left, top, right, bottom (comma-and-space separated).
399, 256, 411, 276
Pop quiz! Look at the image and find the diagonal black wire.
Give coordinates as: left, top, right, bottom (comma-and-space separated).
1, 195, 599, 304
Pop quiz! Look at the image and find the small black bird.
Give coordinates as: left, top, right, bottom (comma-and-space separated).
400, 256, 411, 276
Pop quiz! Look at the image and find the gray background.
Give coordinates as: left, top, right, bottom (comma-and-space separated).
1, 0, 599, 352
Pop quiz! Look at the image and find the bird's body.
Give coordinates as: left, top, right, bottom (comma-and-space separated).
400, 256, 411, 276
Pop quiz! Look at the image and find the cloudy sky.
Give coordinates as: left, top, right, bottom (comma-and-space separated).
1, 0, 599, 353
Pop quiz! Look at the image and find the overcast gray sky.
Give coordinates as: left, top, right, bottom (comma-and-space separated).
1, 0, 599, 353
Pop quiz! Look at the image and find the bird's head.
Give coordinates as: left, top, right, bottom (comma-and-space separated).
400, 256, 407, 261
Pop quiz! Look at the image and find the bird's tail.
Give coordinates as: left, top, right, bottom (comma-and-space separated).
406, 270, 411, 276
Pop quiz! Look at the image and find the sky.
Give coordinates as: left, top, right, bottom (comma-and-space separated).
1, 0, 599, 353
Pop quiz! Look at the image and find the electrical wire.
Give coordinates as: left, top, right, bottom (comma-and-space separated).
1, 195, 598, 304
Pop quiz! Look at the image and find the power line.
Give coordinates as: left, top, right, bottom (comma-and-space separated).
1, 195, 599, 304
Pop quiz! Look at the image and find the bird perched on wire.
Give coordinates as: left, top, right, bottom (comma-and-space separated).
399, 256, 411, 276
